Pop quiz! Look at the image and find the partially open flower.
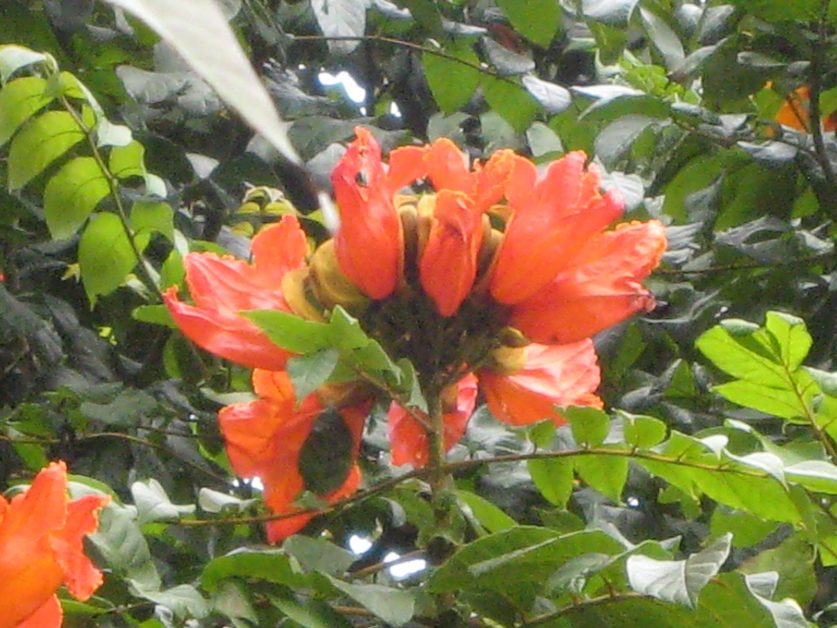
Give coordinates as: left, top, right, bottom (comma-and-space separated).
164, 215, 309, 370
219, 370, 368, 542
0, 461, 109, 628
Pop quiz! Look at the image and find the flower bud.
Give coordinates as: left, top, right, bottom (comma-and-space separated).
486, 344, 527, 375
310, 239, 368, 311
281, 267, 327, 322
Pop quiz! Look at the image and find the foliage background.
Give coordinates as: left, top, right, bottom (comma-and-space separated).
0, 0, 835, 625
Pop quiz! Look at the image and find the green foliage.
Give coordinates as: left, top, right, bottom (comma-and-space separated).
1, 0, 836, 626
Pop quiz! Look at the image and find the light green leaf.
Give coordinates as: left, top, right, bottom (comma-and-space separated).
131, 584, 209, 619
0, 45, 50, 82
0, 76, 54, 147
197, 488, 257, 514
483, 77, 539, 133
109, 140, 146, 179
456, 489, 516, 533
712, 380, 807, 420
528, 456, 574, 507
497, 0, 561, 47
574, 454, 628, 502
621, 412, 668, 448
131, 200, 173, 241
287, 348, 340, 402
764, 311, 811, 372
8, 109, 89, 190
88, 504, 162, 591
43, 156, 110, 240
271, 588, 352, 628
627, 534, 731, 608
202, 550, 300, 592
78, 212, 143, 302
244, 310, 331, 353
103, 0, 298, 163
567, 406, 610, 447
583, 0, 640, 25
423, 41, 481, 114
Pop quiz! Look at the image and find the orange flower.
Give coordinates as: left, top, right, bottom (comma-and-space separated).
164, 214, 308, 370
388, 374, 478, 467
331, 127, 428, 299
479, 341, 602, 426
490, 151, 624, 305
0, 461, 109, 628
774, 86, 837, 132
219, 370, 368, 542
510, 220, 667, 345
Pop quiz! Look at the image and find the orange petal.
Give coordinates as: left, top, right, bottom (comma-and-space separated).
480, 341, 602, 426
51, 494, 109, 600
332, 127, 403, 299
510, 220, 666, 344
389, 374, 478, 467
473, 149, 516, 211
185, 254, 288, 312
164, 288, 292, 370
491, 152, 624, 304
14, 594, 62, 628
388, 145, 429, 192
425, 138, 473, 193
251, 215, 309, 288
419, 191, 483, 316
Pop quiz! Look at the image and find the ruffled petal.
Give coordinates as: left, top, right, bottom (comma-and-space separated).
480, 342, 602, 426
389, 374, 478, 467
419, 191, 483, 316
387, 145, 429, 192
164, 288, 292, 370
51, 494, 110, 600
491, 152, 624, 304
332, 127, 403, 299
425, 138, 473, 193
184, 254, 287, 312
510, 220, 666, 344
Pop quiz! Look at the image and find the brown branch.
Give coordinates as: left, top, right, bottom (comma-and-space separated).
657, 252, 834, 277
348, 549, 426, 579
522, 591, 654, 626
808, 2, 837, 210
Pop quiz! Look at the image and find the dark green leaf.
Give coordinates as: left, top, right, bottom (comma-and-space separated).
287, 348, 340, 402
298, 407, 354, 496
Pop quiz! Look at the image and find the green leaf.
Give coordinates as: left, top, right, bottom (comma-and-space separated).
8, 109, 89, 190
131, 200, 174, 242
423, 41, 481, 114
298, 407, 354, 496
521, 75, 572, 114
528, 457, 574, 507
132, 304, 175, 327
627, 534, 732, 608
212, 581, 258, 624
456, 489, 516, 533
110, 140, 146, 179
567, 406, 610, 447
197, 488, 258, 514
710, 506, 777, 548
740, 535, 817, 606
79, 387, 158, 426
326, 577, 415, 626
583, 0, 640, 25
639, 7, 685, 69
595, 114, 658, 168
104, 0, 299, 163
574, 454, 628, 502
88, 504, 162, 591
202, 550, 300, 592
287, 348, 340, 402
764, 311, 811, 372
483, 77, 539, 133
271, 588, 352, 628
283, 534, 356, 576
697, 322, 789, 388
0, 76, 54, 147
78, 213, 142, 302
783, 460, 837, 494
0, 45, 49, 82
43, 157, 110, 240
621, 412, 668, 448
244, 310, 330, 353
131, 478, 195, 524
497, 0, 561, 47
133, 584, 209, 619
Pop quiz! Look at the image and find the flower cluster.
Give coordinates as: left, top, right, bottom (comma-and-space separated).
165, 129, 666, 541
0, 461, 109, 628
773, 85, 837, 132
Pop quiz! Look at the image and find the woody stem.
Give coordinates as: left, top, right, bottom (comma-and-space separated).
426, 390, 454, 534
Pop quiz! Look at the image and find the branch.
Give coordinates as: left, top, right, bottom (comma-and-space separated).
656, 252, 835, 277
291, 34, 518, 86
807, 2, 837, 211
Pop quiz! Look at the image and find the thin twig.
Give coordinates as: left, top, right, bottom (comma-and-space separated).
349, 549, 426, 579
292, 34, 518, 86
807, 2, 837, 212
657, 252, 835, 276
522, 591, 653, 626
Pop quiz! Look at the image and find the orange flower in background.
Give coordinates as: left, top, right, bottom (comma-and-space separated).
219, 370, 368, 542
509, 220, 667, 345
490, 151, 624, 305
388, 374, 478, 467
774, 85, 837, 132
164, 214, 308, 370
0, 461, 109, 628
479, 341, 602, 426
